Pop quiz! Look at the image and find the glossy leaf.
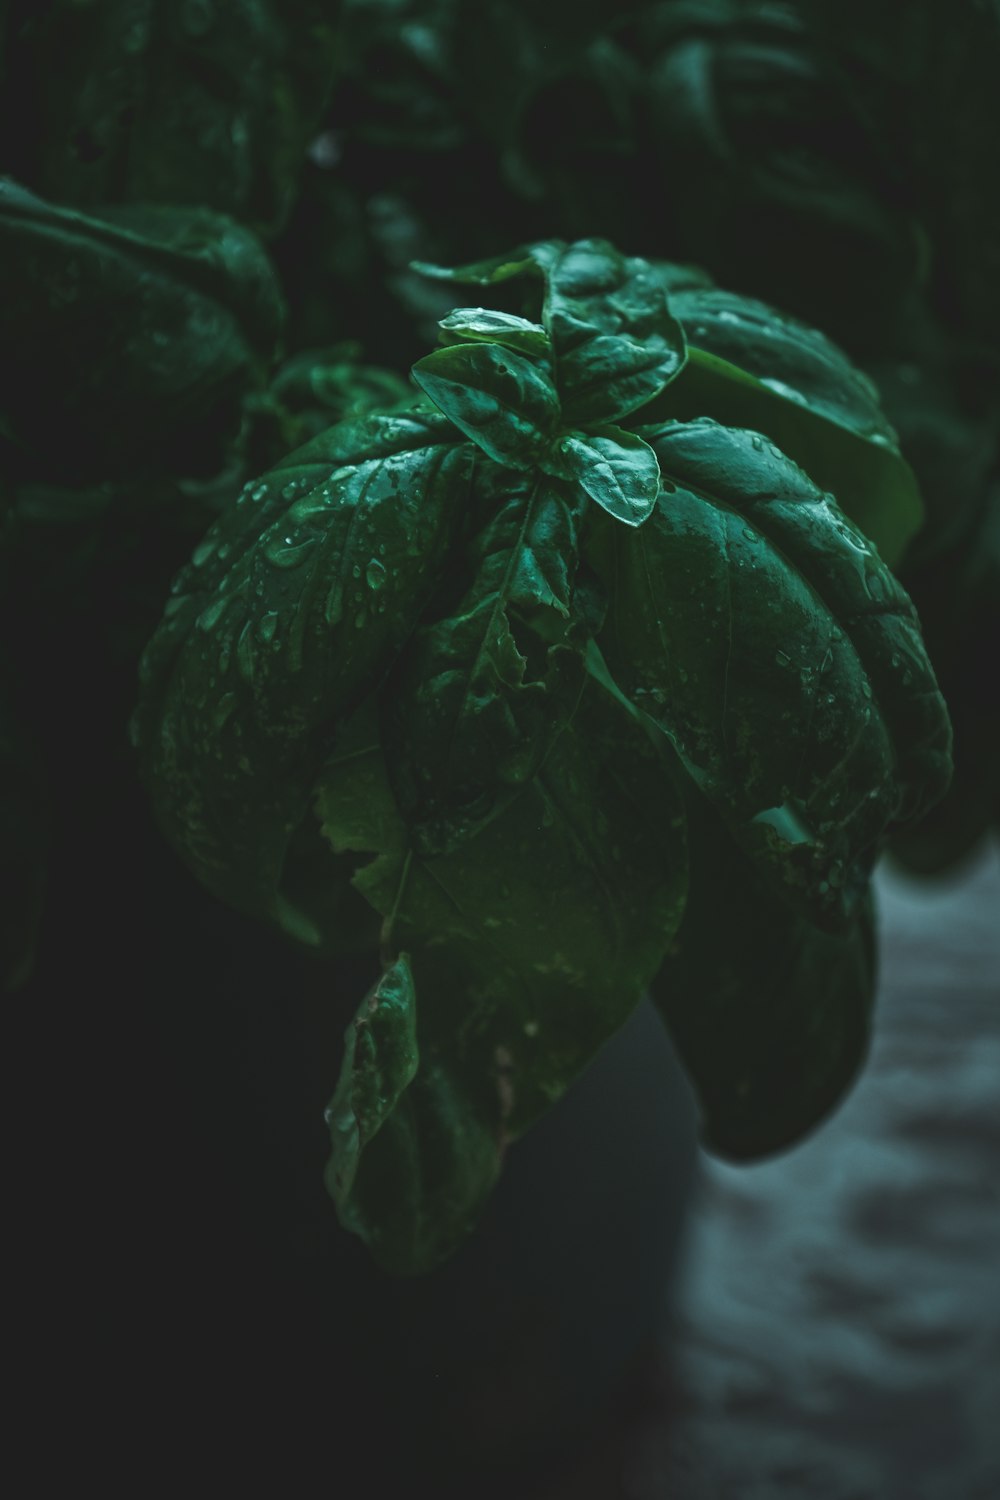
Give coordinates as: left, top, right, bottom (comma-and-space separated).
132, 411, 472, 942
438, 307, 550, 355
544, 425, 661, 527
411, 341, 559, 466
414, 237, 687, 425
585, 417, 952, 928
1, 0, 339, 238
535, 238, 687, 424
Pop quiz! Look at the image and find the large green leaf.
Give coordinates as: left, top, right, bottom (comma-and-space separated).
132, 411, 473, 942
585, 417, 952, 929
651, 780, 876, 1161
0, 180, 284, 482
643, 278, 924, 565
314, 672, 688, 1272
380, 460, 603, 855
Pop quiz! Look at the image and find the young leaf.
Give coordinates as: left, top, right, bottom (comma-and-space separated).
411, 341, 559, 467
544, 425, 660, 527
438, 307, 550, 355
538, 239, 687, 424
585, 418, 952, 929
411, 247, 548, 286
324, 954, 421, 1209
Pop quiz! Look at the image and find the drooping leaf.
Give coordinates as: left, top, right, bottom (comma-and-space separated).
324, 954, 421, 1210
314, 671, 688, 1271
585, 417, 952, 929
132, 410, 473, 943
544, 424, 661, 527
651, 780, 876, 1161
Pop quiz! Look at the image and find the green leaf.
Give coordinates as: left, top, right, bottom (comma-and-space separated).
411, 248, 546, 286
380, 462, 603, 855
585, 417, 952, 929
538, 239, 687, 424
315, 672, 688, 1271
643, 280, 924, 565
325, 949, 501, 1278
411, 341, 559, 466
544, 425, 661, 527
0, 180, 284, 482
132, 411, 473, 943
438, 307, 550, 355
324, 954, 421, 1209
651, 783, 876, 1161
2, 1, 339, 238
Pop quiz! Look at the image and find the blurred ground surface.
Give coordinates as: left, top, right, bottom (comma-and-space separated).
621, 838, 1000, 1500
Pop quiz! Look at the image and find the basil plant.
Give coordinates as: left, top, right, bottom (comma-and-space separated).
132, 237, 952, 1275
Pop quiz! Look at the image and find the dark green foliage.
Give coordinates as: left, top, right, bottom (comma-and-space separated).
0, 179, 284, 482
130, 237, 950, 1269
4, 2, 988, 1278
651, 776, 877, 1160
0, 0, 339, 238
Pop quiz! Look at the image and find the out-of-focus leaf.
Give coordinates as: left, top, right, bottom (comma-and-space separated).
1, 0, 340, 238
0, 180, 284, 482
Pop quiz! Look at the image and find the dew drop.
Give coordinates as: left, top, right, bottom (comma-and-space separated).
263, 534, 317, 569
256, 611, 279, 644
196, 596, 229, 633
